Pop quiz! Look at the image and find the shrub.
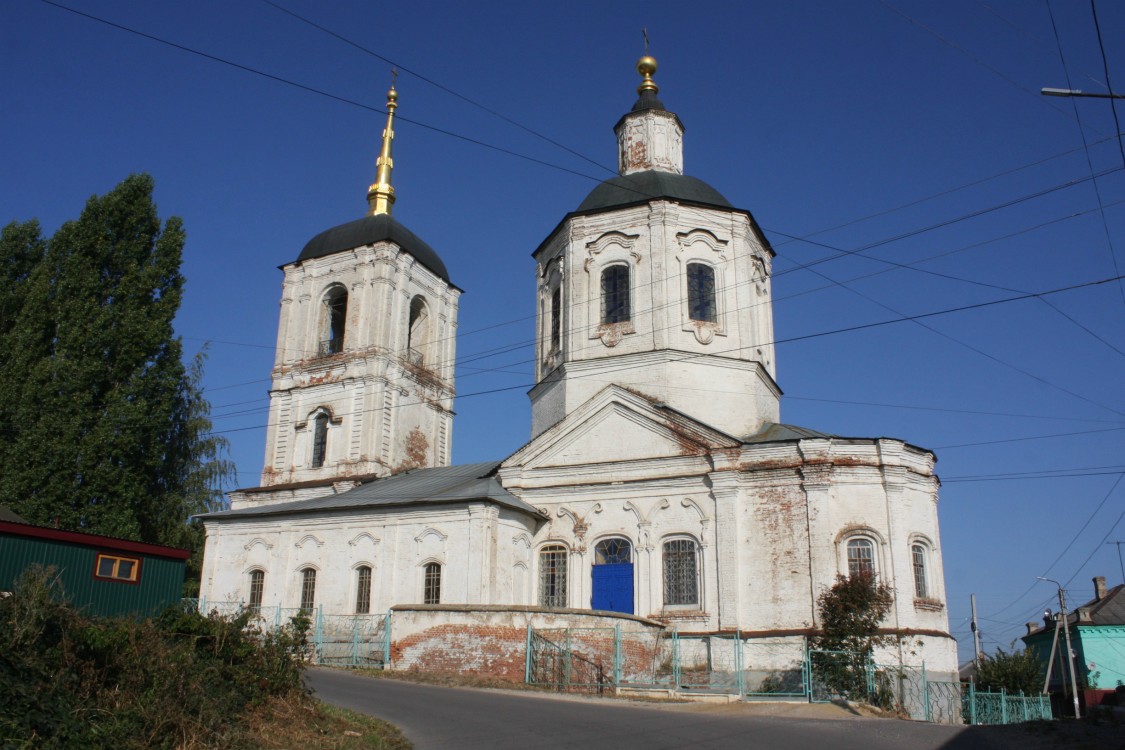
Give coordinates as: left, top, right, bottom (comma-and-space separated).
0, 567, 311, 749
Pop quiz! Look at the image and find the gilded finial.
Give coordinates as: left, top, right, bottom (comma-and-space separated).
367, 70, 399, 216
637, 31, 658, 96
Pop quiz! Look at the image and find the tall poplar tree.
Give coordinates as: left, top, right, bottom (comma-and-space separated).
0, 175, 233, 547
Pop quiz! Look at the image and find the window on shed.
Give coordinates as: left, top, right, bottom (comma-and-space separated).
912, 545, 928, 598
94, 553, 140, 583
355, 565, 372, 614
311, 413, 329, 468
423, 562, 441, 604
662, 539, 699, 606
248, 570, 264, 610
601, 265, 630, 324
687, 263, 717, 323
538, 545, 568, 608
320, 286, 347, 356
847, 539, 875, 578
300, 568, 317, 611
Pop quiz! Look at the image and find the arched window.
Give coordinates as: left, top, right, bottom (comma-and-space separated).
320, 285, 348, 355
663, 539, 699, 607
407, 295, 429, 366
847, 539, 875, 578
911, 544, 928, 598
687, 263, 717, 323
248, 569, 264, 610
594, 538, 632, 564
355, 565, 372, 614
601, 265, 630, 324
310, 412, 329, 468
299, 568, 317, 611
550, 287, 562, 350
538, 545, 568, 608
423, 562, 441, 604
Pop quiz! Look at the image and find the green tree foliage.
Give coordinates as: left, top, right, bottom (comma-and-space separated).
812, 573, 895, 701
976, 647, 1044, 696
0, 175, 233, 546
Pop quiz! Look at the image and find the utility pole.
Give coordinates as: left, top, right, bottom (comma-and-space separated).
1108, 541, 1125, 583
1039, 577, 1081, 719
970, 594, 983, 670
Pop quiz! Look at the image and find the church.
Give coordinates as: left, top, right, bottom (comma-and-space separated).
199, 54, 958, 680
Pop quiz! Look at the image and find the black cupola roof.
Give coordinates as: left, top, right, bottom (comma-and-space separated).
295, 213, 450, 283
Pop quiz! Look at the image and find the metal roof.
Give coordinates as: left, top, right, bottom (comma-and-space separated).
294, 213, 451, 283
201, 461, 540, 521
576, 170, 733, 214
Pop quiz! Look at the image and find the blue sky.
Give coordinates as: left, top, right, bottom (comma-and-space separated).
4, 0, 1123, 664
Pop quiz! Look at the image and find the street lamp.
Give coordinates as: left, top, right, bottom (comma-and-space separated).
1037, 577, 1081, 719
1041, 87, 1125, 100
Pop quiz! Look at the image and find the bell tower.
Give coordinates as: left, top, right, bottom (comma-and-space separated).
257, 83, 461, 491
529, 55, 779, 440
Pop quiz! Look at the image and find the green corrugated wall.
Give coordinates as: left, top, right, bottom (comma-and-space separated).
0, 532, 185, 618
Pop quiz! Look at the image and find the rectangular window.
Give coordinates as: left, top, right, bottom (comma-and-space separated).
687, 263, 717, 323
663, 539, 699, 606
538, 546, 568, 608
249, 570, 264, 610
847, 539, 875, 578
300, 569, 317, 611
355, 566, 372, 614
423, 563, 441, 605
912, 545, 928, 599
601, 266, 631, 324
550, 288, 561, 350
94, 553, 141, 583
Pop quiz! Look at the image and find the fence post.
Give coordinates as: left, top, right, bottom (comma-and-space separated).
735, 630, 744, 696
316, 605, 324, 664
803, 637, 811, 703
614, 624, 622, 687
921, 660, 930, 722
565, 629, 572, 689
673, 627, 681, 690
1001, 687, 1009, 725
383, 609, 392, 668
968, 682, 977, 725
524, 624, 533, 684
351, 616, 360, 667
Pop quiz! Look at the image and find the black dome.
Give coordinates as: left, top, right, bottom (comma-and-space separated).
577, 170, 733, 214
296, 213, 450, 282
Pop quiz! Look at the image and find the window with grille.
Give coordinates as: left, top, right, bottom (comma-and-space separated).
355, 565, 372, 614
311, 413, 329, 468
601, 266, 630, 324
300, 568, 316, 611
662, 539, 699, 606
94, 553, 141, 583
550, 287, 561, 350
423, 562, 441, 604
248, 569, 264, 610
912, 545, 928, 598
538, 545, 568, 608
847, 539, 875, 578
687, 263, 717, 323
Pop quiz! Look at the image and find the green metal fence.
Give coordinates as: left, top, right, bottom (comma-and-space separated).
962, 683, 1052, 725
187, 599, 391, 667
525, 627, 1053, 727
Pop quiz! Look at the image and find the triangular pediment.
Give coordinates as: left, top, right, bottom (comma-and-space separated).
503, 385, 739, 471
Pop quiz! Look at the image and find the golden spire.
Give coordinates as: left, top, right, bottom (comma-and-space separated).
367, 74, 398, 216
637, 28, 658, 95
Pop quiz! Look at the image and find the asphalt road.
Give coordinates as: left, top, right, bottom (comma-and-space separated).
306, 668, 1030, 750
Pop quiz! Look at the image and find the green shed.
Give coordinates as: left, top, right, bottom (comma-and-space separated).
0, 520, 190, 618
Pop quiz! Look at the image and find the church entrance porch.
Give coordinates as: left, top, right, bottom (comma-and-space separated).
591, 538, 634, 615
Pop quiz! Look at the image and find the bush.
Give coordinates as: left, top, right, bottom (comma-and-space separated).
0, 567, 311, 749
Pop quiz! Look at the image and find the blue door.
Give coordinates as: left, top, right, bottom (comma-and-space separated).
591, 538, 634, 614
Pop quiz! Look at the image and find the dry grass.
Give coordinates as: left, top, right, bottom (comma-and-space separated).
244, 693, 411, 750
